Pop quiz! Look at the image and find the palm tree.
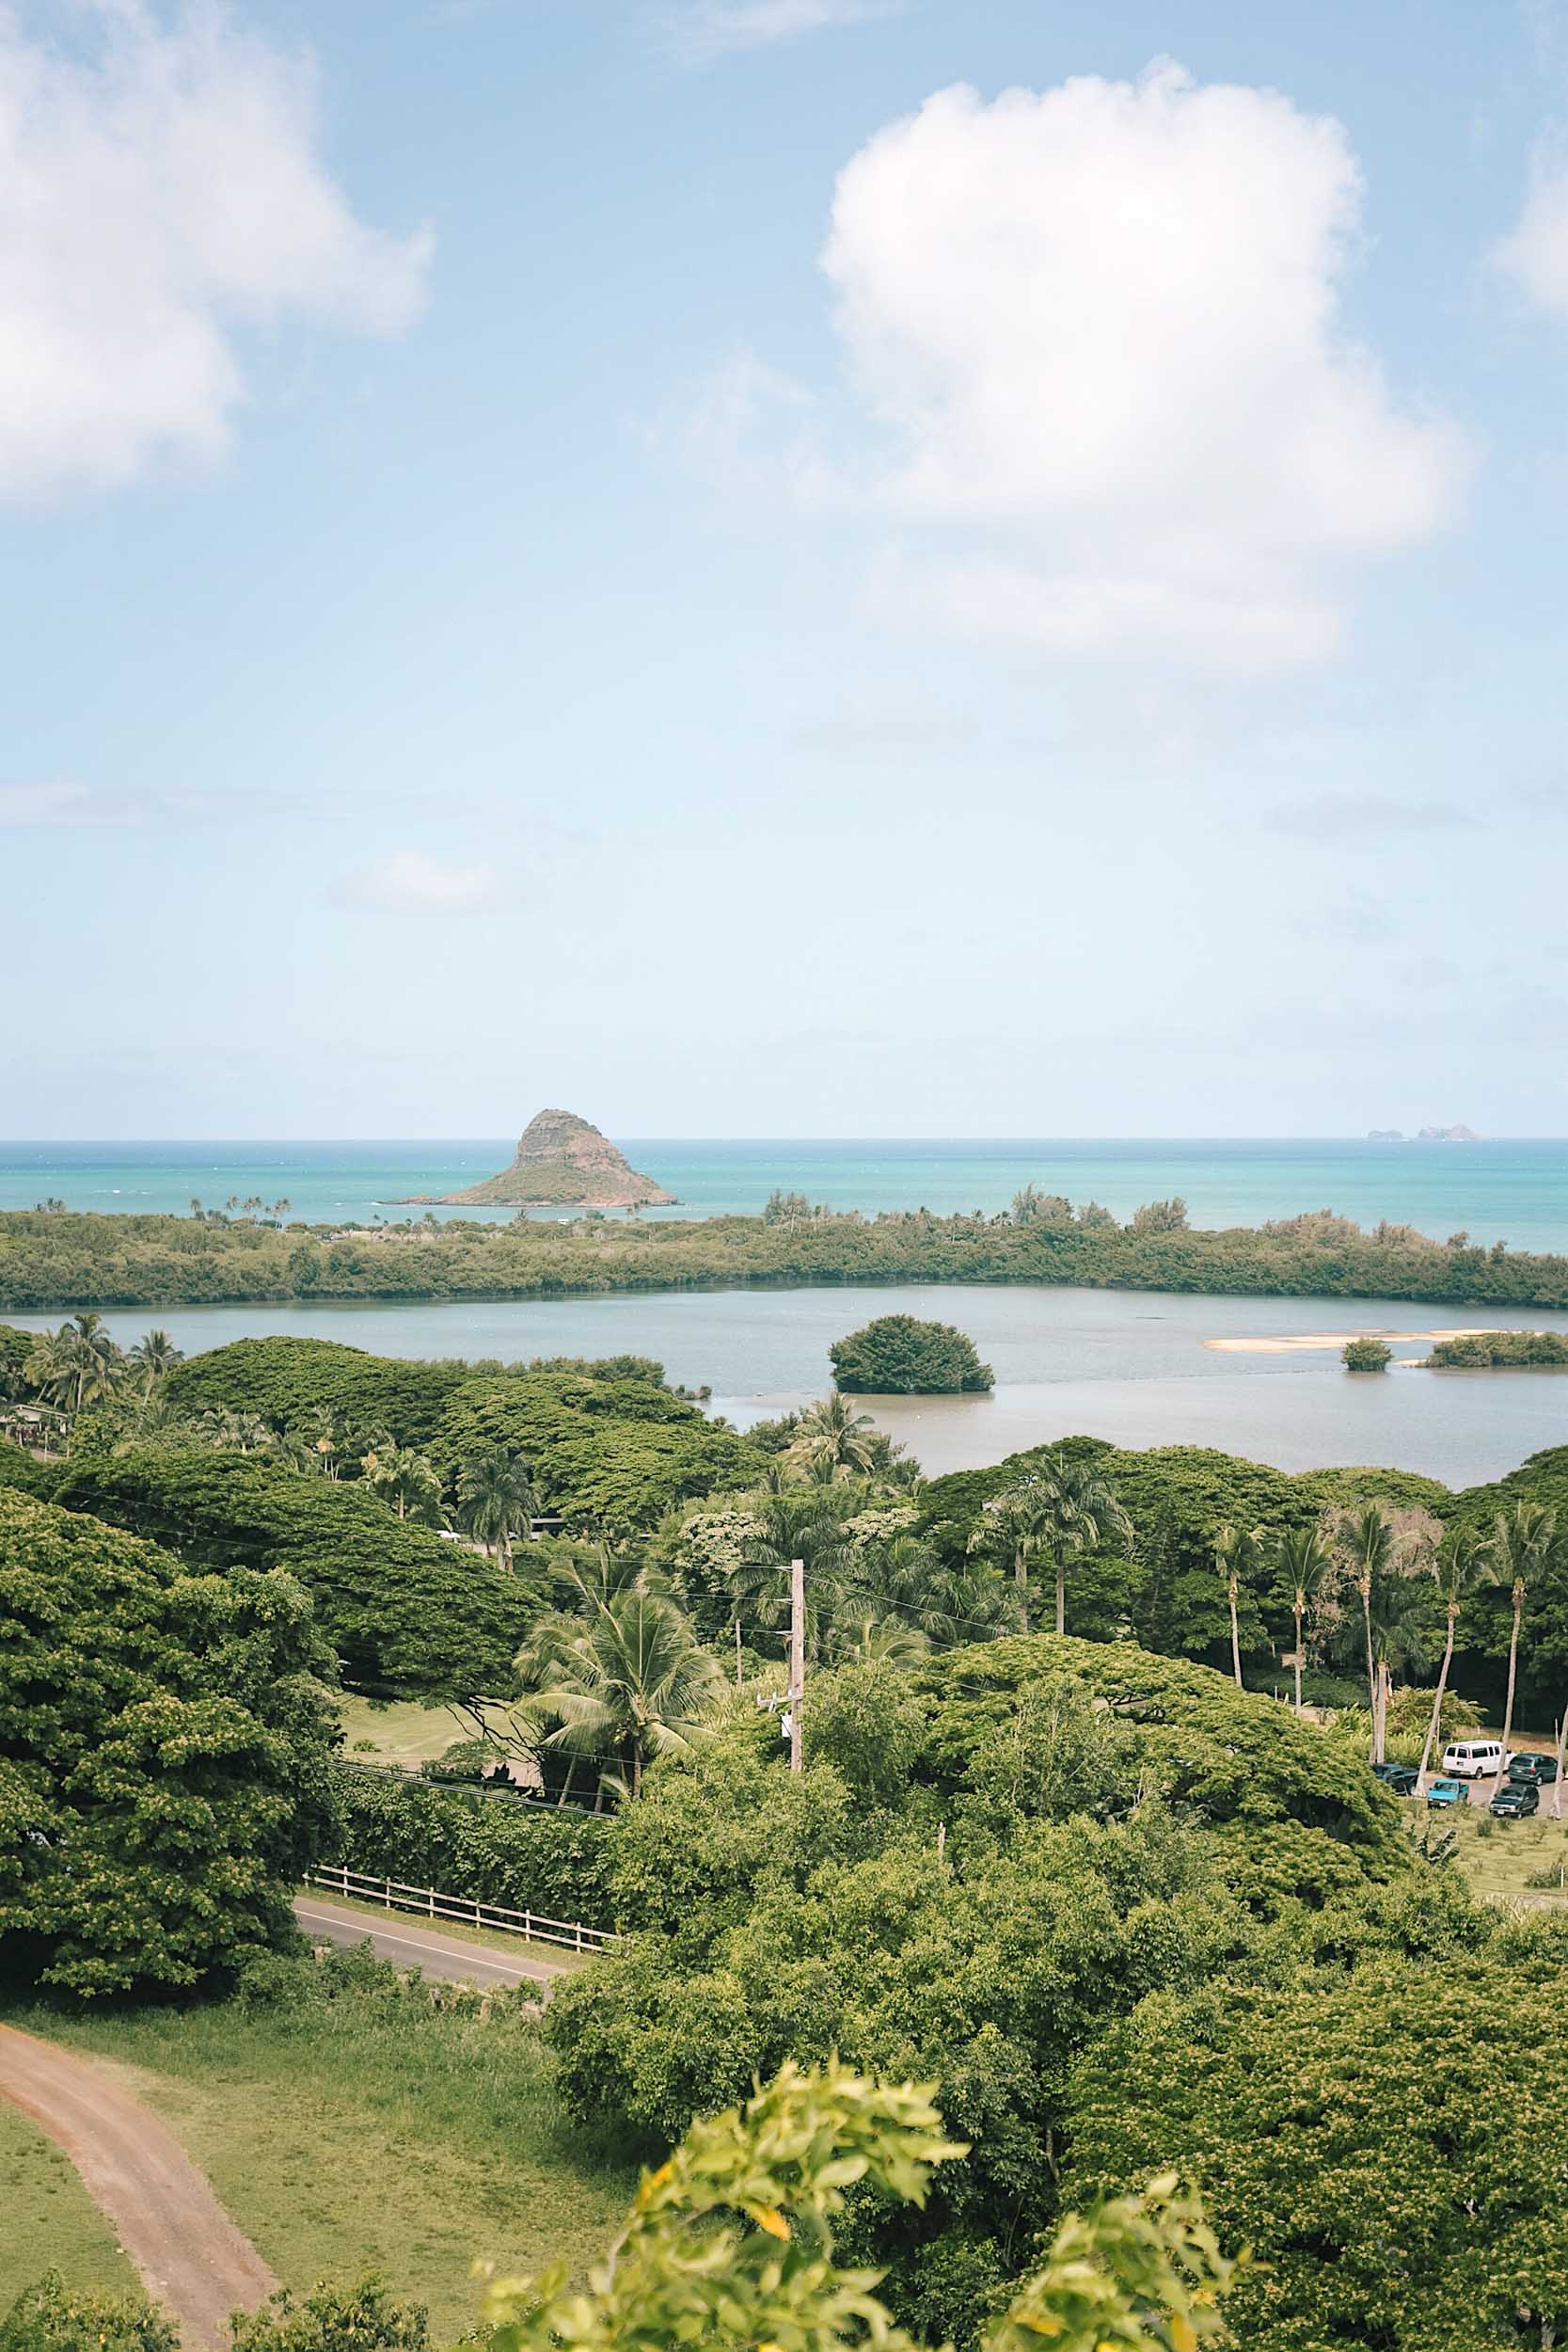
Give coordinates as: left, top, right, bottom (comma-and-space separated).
457, 1449, 538, 1569
1338, 1504, 1395, 1757
785, 1394, 879, 1481
1212, 1524, 1265, 1688
1486, 1502, 1559, 1793
738, 1493, 853, 1662
517, 1586, 721, 1800
1273, 1525, 1335, 1715
1418, 1528, 1489, 1784
981, 1451, 1132, 1635
825, 1611, 929, 1667
130, 1328, 183, 1384
1367, 1560, 1436, 1757
361, 1444, 444, 1525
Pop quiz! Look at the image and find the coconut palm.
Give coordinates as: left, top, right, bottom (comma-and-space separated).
980, 1451, 1132, 1636
1418, 1528, 1490, 1784
1212, 1524, 1265, 1688
517, 1586, 721, 1800
130, 1328, 183, 1384
737, 1493, 853, 1663
825, 1611, 929, 1667
1367, 1561, 1437, 1758
1337, 1504, 1396, 1756
785, 1394, 879, 1481
457, 1448, 538, 1569
1486, 1502, 1559, 1792
361, 1444, 444, 1525
873, 1538, 1021, 1648
1273, 1525, 1335, 1715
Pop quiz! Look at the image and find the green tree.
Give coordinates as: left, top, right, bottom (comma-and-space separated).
230, 2280, 427, 2351
786, 1393, 879, 1477
830, 1315, 993, 1396
130, 1328, 183, 1383
1487, 1500, 1559, 1790
457, 1448, 537, 1569
1212, 1524, 1264, 1688
0, 1490, 337, 1995
517, 1586, 721, 1801
1342, 1336, 1392, 1372
1272, 1525, 1334, 1715
1417, 1528, 1490, 1782
1334, 1504, 1396, 1758
981, 1453, 1132, 1636
361, 1444, 444, 1526
485, 2060, 1234, 2352
0, 2277, 178, 2352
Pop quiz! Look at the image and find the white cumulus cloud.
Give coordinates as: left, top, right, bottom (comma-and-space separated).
820, 62, 1468, 669
0, 0, 431, 503
334, 851, 504, 914
1497, 130, 1568, 313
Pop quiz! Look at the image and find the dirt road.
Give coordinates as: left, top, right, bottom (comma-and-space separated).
0, 2024, 277, 2350
292, 1895, 567, 1994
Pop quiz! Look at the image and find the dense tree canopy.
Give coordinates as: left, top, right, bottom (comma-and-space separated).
1065, 1940, 1568, 2352
48, 1449, 532, 1701
830, 1315, 994, 1395
0, 1490, 337, 1995
6, 1199, 1568, 1313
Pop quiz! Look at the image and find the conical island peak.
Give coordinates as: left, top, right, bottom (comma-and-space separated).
426, 1109, 674, 1209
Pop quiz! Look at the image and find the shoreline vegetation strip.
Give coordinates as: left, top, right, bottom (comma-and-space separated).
6, 1201, 1568, 1313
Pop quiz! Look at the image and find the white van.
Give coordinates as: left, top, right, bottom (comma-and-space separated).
1441, 1740, 1509, 1779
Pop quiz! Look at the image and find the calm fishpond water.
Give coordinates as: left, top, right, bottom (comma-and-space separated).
12, 1283, 1567, 1487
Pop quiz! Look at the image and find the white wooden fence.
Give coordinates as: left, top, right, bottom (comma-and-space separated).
307, 1864, 619, 1953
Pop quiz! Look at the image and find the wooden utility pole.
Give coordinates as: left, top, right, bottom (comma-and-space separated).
788, 1557, 804, 1773
735, 1614, 743, 1686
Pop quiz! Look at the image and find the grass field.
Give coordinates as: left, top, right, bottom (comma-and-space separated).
1438, 1801, 1568, 1906
0, 2094, 139, 2312
334, 1694, 476, 1770
4, 1957, 633, 2342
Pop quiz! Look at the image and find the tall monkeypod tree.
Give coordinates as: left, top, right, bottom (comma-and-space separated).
1212, 1524, 1265, 1688
1487, 1502, 1559, 1793
1274, 1525, 1334, 1715
981, 1452, 1132, 1637
1418, 1528, 1488, 1785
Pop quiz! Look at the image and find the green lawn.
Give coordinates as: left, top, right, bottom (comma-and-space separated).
1439, 1800, 1568, 1907
4, 1962, 633, 2343
335, 1693, 539, 1773
0, 2093, 139, 2312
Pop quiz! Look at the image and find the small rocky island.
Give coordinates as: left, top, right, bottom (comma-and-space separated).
404, 1109, 675, 1209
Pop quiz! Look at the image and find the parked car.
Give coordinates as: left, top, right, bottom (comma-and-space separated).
1440, 1740, 1510, 1779
1371, 1761, 1418, 1796
1427, 1778, 1470, 1808
1491, 1782, 1541, 1818
1508, 1752, 1560, 1786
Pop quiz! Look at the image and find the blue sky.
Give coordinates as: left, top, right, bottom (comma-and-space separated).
3, 0, 1566, 1138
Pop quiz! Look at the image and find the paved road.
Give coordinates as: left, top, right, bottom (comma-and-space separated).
0, 2023, 277, 2351
293, 1896, 566, 1994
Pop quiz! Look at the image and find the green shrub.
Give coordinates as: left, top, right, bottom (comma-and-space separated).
1429, 1329, 1568, 1368
0, 2277, 178, 2352
229, 2280, 428, 2352
830, 1314, 993, 1395
326, 1765, 618, 1924
1342, 1336, 1392, 1372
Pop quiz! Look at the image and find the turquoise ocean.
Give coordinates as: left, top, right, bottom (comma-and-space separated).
2, 1136, 1566, 1249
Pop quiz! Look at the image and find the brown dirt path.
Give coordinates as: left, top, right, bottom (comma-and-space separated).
0, 2023, 277, 2350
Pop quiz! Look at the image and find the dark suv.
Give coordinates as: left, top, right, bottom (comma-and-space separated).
1491, 1782, 1541, 1819
1509, 1752, 1560, 1787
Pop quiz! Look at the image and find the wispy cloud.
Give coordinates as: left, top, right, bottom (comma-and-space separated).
332, 850, 505, 914
1263, 794, 1478, 838
0, 779, 312, 827
657, 0, 906, 67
